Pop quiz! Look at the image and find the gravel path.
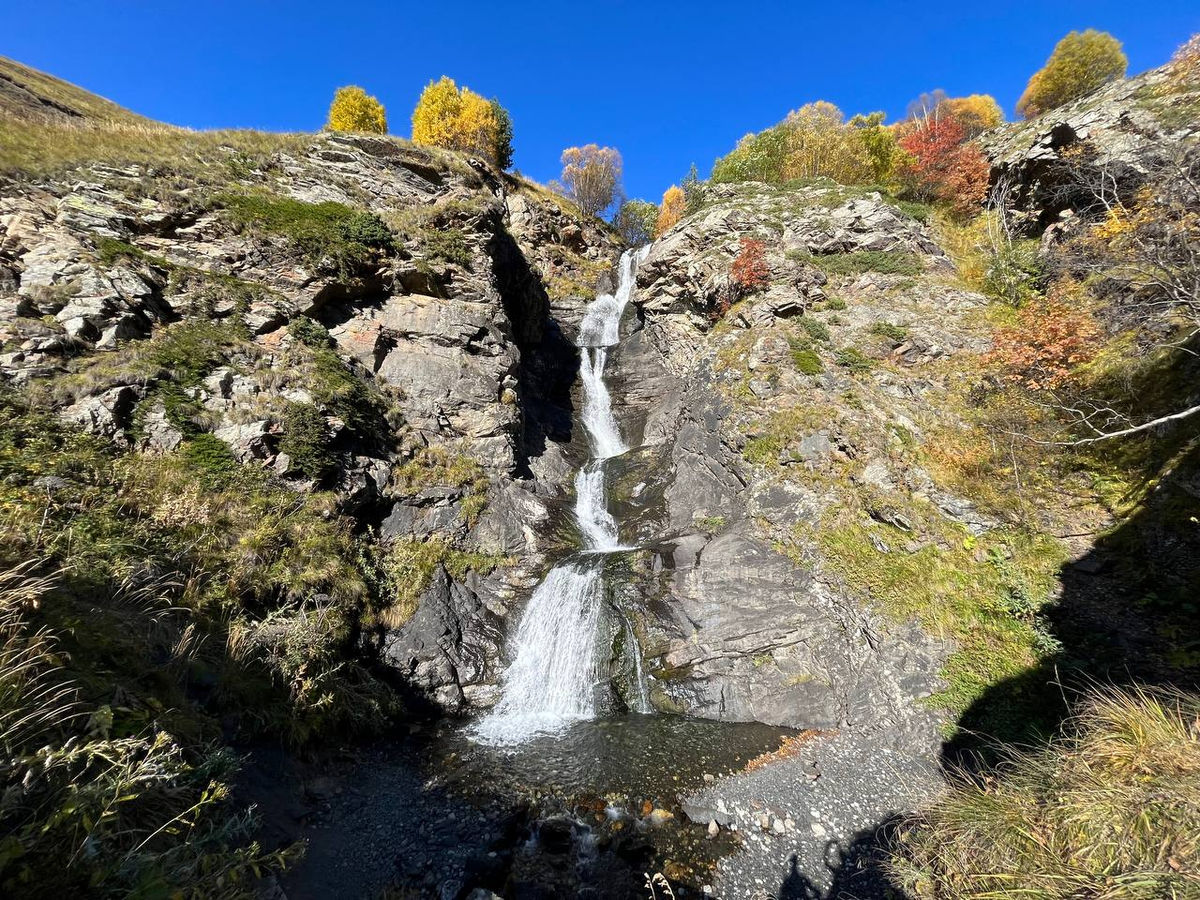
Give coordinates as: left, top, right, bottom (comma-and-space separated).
682, 727, 944, 899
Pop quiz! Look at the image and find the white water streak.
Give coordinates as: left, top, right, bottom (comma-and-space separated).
472, 246, 651, 746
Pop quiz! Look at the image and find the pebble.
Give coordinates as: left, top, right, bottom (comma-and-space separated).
707, 820, 719, 837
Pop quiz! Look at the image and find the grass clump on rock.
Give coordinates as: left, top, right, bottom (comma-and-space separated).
891, 685, 1200, 900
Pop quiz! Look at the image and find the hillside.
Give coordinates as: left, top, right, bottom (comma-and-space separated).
0, 55, 151, 123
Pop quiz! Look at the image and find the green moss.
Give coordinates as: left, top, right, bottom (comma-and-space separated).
813, 250, 923, 277
694, 515, 727, 533
791, 347, 824, 375
216, 192, 392, 281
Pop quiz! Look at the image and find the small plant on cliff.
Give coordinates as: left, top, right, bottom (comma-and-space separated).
1017, 29, 1128, 118
326, 85, 388, 134
731, 237, 770, 294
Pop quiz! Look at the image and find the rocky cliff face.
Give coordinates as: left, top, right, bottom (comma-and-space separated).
590, 182, 1006, 747
0, 127, 621, 712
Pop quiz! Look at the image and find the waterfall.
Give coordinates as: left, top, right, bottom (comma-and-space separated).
472, 246, 650, 746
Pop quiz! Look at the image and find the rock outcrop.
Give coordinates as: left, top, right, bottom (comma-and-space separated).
981, 62, 1200, 228
1, 128, 621, 713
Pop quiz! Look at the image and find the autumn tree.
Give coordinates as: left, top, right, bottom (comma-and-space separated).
897, 118, 989, 219
942, 94, 1004, 138
712, 126, 791, 183
849, 111, 898, 182
780, 101, 874, 183
731, 237, 769, 293
560, 144, 622, 217
612, 199, 658, 247
326, 86, 387, 134
1017, 30, 1128, 118
655, 185, 685, 237
411, 76, 513, 168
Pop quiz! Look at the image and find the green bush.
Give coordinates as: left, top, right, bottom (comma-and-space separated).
825, 295, 848, 310
896, 200, 933, 223
870, 321, 909, 342
217, 193, 391, 281
280, 402, 334, 481
337, 210, 394, 249
814, 250, 923, 276
983, 239, 1044, 307
835, 347, 873, 373
288, 315, 335, 349
420, 227, 472, 268
799, 316, 832, 344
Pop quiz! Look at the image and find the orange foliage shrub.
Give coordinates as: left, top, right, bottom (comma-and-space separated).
987, 291, 1102, 390
897, 118, 990, 219
731, 237, 769, 292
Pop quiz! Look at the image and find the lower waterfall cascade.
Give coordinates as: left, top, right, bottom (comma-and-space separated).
472, 245, 651, 746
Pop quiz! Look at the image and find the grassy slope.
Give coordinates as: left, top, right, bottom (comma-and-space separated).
0, 55, 152, 124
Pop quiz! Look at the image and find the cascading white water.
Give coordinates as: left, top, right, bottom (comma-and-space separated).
472, 246, 650, 746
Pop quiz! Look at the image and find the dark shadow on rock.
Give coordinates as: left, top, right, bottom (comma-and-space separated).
487, 223, 579, 476
946, 431, 1200, 765
776, 817, 907, 900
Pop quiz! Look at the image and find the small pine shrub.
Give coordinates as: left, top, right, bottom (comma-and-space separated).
835, 347, 873, 373
288, 315, 334, 349
799, 317, 832, 344
870, 321, 909, 342
280, 402, 334, 481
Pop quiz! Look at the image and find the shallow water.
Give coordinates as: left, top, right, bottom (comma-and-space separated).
446, 713, 795, 805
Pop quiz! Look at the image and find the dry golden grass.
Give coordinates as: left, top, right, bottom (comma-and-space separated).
0, 113, 313, 181
0, 55, 151, 124
891, 685, 1200, 899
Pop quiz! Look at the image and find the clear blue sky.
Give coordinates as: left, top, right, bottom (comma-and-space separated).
4, 1, 1198, 204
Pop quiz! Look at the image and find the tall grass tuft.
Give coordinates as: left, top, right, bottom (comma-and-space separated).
890, 685, 1200, 899
0, 562, 296, 897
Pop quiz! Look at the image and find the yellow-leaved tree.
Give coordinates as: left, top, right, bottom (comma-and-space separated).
1017, 30, 1127, 118
655, 185, 685, 237
781, 102, 874, 184
326, 86, 387, 134
941, 94, 1004, 138
411, 76, 514, 167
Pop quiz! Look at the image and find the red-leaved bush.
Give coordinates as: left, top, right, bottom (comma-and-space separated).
732, 237, 769, 292
898, 118, 990, 219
